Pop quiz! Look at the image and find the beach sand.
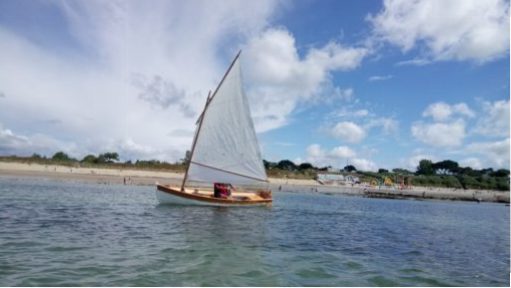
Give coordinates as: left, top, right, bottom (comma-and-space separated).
0, 161, 508, 203
0, 161, 183, 186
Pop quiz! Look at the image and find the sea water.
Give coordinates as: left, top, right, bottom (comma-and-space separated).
0, 176, 509, 286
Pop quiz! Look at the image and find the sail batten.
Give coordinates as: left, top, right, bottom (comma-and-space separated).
186, 53, 267, 187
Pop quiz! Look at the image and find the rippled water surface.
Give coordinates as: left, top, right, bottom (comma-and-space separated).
0, 176, 509, 286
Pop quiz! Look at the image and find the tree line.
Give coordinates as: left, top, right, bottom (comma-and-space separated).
1, 152, 509, 191
3, 151, 186, 171
263, 158, 510, 191
410, 159, 510, 191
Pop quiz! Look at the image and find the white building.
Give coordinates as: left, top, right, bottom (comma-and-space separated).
316, 173, 360, 185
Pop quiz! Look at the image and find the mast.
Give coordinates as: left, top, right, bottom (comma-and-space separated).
181, 91, 211, 191
180, 50, 242, 191
204, 50, 242, 110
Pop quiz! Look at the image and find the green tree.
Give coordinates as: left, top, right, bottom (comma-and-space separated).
426, 175, 443, 187
263, 160, 277, 170
495, 178, 510, 191
344, 165, 357, 172
378, 168, 389, 174
52, 151, 72, 162
277, 160, 297, 171
458, 175, 480, 189
458, 166, 480, 177
31, 153, 43, 159
433, 160, 459, 175
100, 152, 119, 163
392, 168, 413, 175
81, 154, 98, 163
417, 159, 434, 175
480, 168, 494, 175
298, 163, 314, 170
181, 150, 191, 165
441, 175, 462, 188
491, 169, 510, 177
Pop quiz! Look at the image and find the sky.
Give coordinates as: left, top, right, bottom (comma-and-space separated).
0, 0, 509, 172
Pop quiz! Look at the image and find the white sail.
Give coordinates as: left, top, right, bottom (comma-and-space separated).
186, 54, 267, 186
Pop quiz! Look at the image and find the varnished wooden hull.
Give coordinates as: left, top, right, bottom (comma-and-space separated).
156, 184, 272, 207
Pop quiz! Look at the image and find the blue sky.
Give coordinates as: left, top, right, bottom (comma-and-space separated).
0, 0, 509, 171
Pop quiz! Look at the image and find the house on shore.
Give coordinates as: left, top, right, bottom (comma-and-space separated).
316, 172, 360, 185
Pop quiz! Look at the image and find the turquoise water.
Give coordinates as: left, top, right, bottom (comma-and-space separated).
0, 176, 509, 286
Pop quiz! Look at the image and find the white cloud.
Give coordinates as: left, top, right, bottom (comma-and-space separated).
110, 138, 185, 162
244, 28, 368, 131
409, 100, 509, 169
365, 117, 399, 135
353, 109, 369, 117
325, 87, 355, 103
351, 158, 378, 172
274, 142, 295, 147
423, 102, 475, 122
304, 144, 328, 167
0, 1, 288, 161
326, 111, 398, 143
304, 145, 378, 172
0, 125, 30, 155
334, 108, 370, 118
395, 58, 431, 66
368, 75, 393, 81
305, 144, 357, 168
466, 138, 510, 168
0, 121, 187, 161
474, 100, 510, 137
423, 102, 452, 121
460, 157, 483, 170
368, 0, 510, 63
452, 103, 475, 118
330, 121, 367, 143
411, 119, 466, 147
330, 146, 356, 158
0, 123, 78, 157
311, 86, 355, 106
306, 144, 324, 158
380, 118, 399, 135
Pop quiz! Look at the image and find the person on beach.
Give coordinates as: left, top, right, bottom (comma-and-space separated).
214, 183, 235, 198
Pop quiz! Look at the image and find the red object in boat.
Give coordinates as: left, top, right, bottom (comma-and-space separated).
214, 183, 231, 198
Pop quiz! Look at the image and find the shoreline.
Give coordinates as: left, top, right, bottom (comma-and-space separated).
0, 161, 508, 203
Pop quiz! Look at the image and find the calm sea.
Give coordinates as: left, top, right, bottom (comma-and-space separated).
0, 176, 509, 286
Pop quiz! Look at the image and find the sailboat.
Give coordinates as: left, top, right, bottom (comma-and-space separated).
156, 51, 272, 206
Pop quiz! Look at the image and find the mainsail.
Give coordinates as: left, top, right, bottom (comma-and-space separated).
185, 52, 267, 187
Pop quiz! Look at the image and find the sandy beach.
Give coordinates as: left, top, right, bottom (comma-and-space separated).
0, 161, 508, 203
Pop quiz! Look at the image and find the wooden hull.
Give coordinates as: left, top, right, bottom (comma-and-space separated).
156, 184, 272, 207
